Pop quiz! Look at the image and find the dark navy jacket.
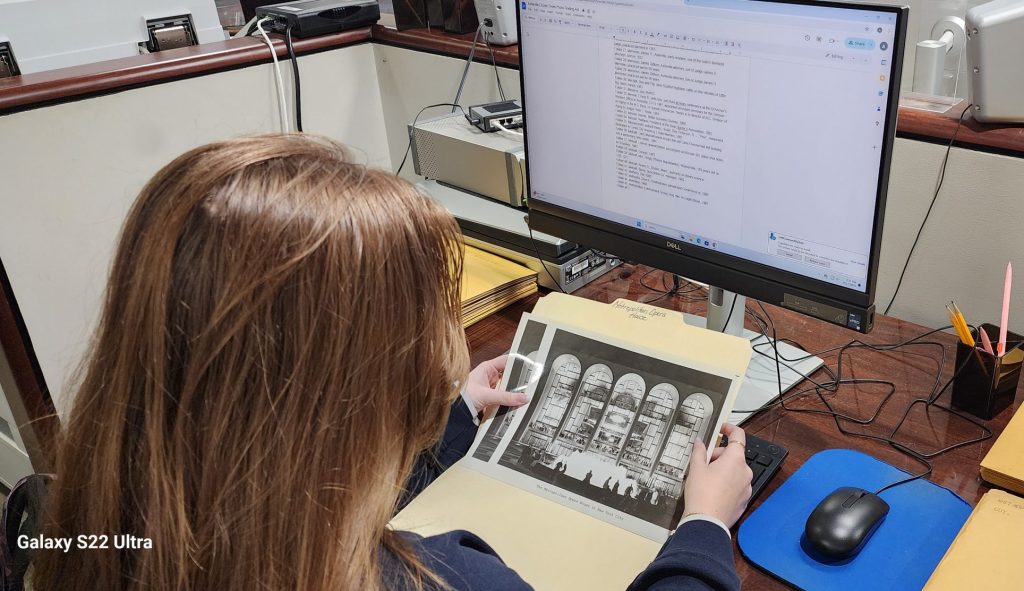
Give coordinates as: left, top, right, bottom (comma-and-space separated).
391, 402, 741, 590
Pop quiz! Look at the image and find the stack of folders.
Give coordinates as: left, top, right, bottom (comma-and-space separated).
923, 489, 1024, 589
460, 246, 538, 327
979, 404, 1024, 493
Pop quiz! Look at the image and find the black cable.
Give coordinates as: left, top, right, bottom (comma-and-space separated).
739, 300, 989, 495
745, 304, 948, 405
483, 36, 506, 101
638, 270, 705, 304
719, 291, 739, 332
873, 465, 933, 495
639, 268, 679, 304
284, 25, 302, 132
452, 25, 484, 113
395, 103, 468, 176
883, 103, 971, 315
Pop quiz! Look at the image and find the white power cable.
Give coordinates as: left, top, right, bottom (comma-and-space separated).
492, 120, 523, 136
232, 17, 258, 39
255, 17, 290, 133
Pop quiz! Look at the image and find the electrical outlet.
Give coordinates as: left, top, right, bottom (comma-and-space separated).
144, 15, 198, 53
0, 42, 20, 78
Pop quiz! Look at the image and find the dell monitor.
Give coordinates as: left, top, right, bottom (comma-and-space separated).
518, 0, 907, 418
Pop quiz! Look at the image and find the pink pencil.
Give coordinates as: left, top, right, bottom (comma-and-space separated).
979, 326, 995, 355
998, 262, 1012, 357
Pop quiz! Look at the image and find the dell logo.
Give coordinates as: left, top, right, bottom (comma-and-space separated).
667, 240, 682, 251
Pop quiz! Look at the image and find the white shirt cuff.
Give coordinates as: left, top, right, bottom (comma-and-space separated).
676, 513, 731, 539
459, 389, 480, 425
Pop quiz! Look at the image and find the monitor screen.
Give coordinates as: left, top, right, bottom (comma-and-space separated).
520, 0, 906, 328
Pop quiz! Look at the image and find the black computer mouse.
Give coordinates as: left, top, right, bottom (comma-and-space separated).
803, 487, 889, 561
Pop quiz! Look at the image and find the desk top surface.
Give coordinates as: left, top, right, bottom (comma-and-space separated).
464, 266, 1019, 591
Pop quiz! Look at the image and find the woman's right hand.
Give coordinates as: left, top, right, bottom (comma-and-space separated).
682, 423, 754, 528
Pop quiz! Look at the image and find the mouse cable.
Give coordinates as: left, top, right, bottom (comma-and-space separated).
735, 304, 942, 413
747, 302, 991, 495
749, 301, 958, 417
882, 102, 972, 316
747, 310, 950, 398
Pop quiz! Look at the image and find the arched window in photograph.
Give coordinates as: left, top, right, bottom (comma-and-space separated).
652, 392, 713, 494
552, 363, 613, 455
521, 354, 580, 448
588, 373, 646, 460
620, 383, 679, 471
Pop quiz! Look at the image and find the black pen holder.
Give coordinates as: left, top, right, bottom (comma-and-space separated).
951, 323, 1024, 420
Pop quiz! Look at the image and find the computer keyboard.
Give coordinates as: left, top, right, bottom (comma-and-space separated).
734, 433, 788, 501
745, 430, 782, 499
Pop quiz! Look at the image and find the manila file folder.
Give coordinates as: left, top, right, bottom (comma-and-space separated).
923, 489, 1024, 590
979, 404, 1024, 494
390, 293, 751, 590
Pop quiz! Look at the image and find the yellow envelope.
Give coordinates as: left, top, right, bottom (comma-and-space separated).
923, 489, 1024, 590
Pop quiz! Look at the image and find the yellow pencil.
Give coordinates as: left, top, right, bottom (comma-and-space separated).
950, 302, 976, 347
946, 304, 974, 347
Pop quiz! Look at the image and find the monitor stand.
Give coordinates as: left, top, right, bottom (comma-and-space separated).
682, 286, 823, 425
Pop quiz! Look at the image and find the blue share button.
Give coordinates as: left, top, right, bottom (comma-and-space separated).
845, 37, 875, 49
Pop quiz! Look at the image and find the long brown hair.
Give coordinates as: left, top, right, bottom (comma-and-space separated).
33, 134, 469, 590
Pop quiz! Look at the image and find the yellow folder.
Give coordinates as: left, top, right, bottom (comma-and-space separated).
923, 489, 1024, 590
460, 246, 537, 327
390, 294, 751, 590
980, 404, 1024, 494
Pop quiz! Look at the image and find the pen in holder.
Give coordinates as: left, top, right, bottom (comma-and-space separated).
951, 323, 1024, 420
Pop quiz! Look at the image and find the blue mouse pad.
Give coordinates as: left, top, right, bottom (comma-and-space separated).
737, 449, 971, 591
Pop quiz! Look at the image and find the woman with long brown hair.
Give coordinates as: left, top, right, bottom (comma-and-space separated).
31, 134, 751, 590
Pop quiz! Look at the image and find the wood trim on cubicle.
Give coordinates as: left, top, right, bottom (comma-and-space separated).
0, 28, 373, 115
2, 25, 1022, 155
897, 105, 1024, 157
371, 26, 519, 67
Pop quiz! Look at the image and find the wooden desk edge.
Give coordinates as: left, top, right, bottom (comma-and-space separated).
1, 25, 1021, 156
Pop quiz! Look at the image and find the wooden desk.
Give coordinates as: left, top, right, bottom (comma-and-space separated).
464, 266, 1019, 591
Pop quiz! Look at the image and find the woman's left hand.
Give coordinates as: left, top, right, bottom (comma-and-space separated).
464, 354, 530, 415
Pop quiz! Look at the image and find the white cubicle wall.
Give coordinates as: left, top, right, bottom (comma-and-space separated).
0, 44, 390, 417
879, 141, 1024, 330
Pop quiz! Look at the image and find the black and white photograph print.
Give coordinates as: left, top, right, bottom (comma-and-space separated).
495, 326, 732, 530
472, 316, 549, 463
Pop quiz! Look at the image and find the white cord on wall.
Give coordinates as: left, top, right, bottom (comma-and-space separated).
255, 17, 290, 133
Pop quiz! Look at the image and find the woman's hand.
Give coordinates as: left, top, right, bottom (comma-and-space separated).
682, 423, 753, 528
464, 354, 530, 415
